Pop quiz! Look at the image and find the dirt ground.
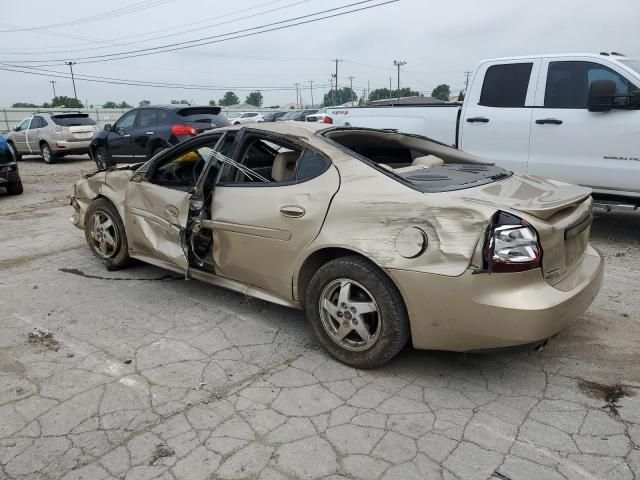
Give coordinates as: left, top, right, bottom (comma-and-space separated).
1, 156, 639, 480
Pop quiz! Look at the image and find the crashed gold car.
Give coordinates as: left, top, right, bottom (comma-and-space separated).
71, 123, 603, 368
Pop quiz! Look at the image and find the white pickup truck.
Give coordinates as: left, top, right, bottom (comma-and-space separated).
326, 53, 640, 209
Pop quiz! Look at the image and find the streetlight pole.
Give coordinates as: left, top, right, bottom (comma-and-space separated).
49, 80, 57, 99
348, 76, 355, 105
332, 58, 342, 105
294, 83, 300, 108
65, 61, 78, 101
393, 60, 406, 103
309, 80, 314, 107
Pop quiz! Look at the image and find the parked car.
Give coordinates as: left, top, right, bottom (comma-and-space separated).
277, 109, 318, 121
71, 123, 603, 368
326, 52, 640, 209
305, 107, 329, 122
227, 112, 264, 125
262, 111, 287, 122
6, 112, 98, 164
90, 105, 229, 169
0, 134, 22, 195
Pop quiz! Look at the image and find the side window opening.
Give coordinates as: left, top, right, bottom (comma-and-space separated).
220, 135, 330, 185
479, 63, 533, 108
545, 61, 636, 109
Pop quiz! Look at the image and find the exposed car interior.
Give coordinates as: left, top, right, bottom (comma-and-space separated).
323, 128, 489, 171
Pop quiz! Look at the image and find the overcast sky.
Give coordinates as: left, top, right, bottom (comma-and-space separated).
1, 0, 639, 108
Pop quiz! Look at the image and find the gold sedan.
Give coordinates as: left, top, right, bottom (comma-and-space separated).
71, 123, 603, 368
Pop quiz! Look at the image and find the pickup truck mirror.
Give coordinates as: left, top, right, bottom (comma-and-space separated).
104, 124, 112, 131
629, 90, 640, 108
588, 79, 616, 112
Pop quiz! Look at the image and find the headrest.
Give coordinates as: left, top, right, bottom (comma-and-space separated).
272, 151, 299, 182
412, 155, 444, 168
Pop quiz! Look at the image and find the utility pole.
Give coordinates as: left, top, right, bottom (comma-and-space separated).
389, 77, 392, 99
393, 60, 406, 102
464, 70, 472, 94
367, 80, 370, 103
49, 80, 57, 99
65, 61, 78, 101
347, 76, 355, 105
309, 80, 314, 107
294, 83, 300, 108
332, 58, 342, 105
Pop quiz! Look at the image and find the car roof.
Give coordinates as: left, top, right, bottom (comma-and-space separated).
481, 52, 631, 62
210, 121, 330, 137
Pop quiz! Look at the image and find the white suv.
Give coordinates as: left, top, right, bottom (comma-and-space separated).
227, 112, 264, 125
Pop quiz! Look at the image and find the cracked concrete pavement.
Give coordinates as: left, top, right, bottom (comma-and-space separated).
1, 156, 639, 480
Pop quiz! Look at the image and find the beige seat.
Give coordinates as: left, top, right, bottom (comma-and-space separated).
271, 151, 299, 182
412, 155, 444, 168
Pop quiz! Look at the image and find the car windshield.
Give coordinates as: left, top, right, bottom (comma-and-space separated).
280, 111, 299, 120
620, 59, 640, 77
227, 112, 241, 119
51, 114, 96, 126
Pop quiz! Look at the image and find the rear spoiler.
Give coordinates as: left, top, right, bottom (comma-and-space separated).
177, 106, 222, 116
51, 113, 90, 118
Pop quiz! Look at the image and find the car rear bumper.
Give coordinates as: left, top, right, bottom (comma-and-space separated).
53, 140, 91, 153
387, 244, 604, 352
0, 164, 20, 184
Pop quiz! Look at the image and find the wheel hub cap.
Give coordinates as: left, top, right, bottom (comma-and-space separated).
319, 278, 381, 352
89, 211, 119, 259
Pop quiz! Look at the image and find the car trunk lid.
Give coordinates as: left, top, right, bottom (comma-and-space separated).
52, 113, 97, 141
458, 174, 593, 286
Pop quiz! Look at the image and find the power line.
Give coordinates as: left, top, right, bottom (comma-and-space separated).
0, 0, 398, 65
2, 0, 313, 55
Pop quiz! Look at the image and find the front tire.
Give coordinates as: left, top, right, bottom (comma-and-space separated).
84, 198, 130, 270
94, 146, 110, 170
40, 143, 56, 164
6, 180, 23, 195
305, 255, 410, 368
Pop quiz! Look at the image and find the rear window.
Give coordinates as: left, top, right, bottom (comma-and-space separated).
177, 107, 229, 127
479, 63, 533, 107
51, 114, 96, 126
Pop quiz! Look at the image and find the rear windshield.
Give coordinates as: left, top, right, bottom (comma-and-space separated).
51, 114, 96, 126
322, 128, 511, 192
180, 113, 230, 127
280, 111, 299, 120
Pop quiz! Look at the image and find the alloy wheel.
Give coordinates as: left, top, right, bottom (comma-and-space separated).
319, 278, 381, 352
89, 210, 119, 258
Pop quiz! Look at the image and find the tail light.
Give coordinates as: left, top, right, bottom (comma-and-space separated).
483, 211, 542, 273
322, 115, 333, 124
171, 125, 198, 136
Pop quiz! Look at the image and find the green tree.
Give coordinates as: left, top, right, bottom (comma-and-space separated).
139, 99, 151, 106
51, 96, 83, 108
219, 91, 239, 106
11, 102, 39, 108
431, 84, 451, 102
118, 101, 132, 108
170, 99, 189, 105
245, 91, 263, 107
321, 87, 358, 107
208, 99, 216, 106
102, 101, 118, 108
364, 87, 420, 103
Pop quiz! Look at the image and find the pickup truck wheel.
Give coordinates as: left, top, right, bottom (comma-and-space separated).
305, 255, 410, 368
84, 198, 130, 271
7, 142, 21, 161
6, 180, 23, 195
40, 143, 56, 164
94, 147, 110, 170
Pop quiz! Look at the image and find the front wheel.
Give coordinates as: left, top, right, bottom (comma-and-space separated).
94, 146, 110, 170
84, 198, 130, 270
305, 255, 410, 368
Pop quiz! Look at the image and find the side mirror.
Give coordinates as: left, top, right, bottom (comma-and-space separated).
13, 126, 19, 131
104, 124, 112, 131
630, 90, 640, 108
588, 79, 616, 112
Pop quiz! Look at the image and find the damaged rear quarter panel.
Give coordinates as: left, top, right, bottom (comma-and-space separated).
298, 152, 495, 280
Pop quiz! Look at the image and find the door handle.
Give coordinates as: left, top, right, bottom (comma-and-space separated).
466, 117, 490, 123
535, 118, 563, 125
279, 205, 305, 218
165, 204, 179, 217
146, 131, 154, 135
124, 134, 131, 137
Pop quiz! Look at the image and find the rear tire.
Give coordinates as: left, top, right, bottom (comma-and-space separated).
84, 198, 131, 270
40, 143, 56, 164
7, 142, 21, 161
305, 255, 410, 368
6, 181, 23, 195
94, 146, 110, 170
